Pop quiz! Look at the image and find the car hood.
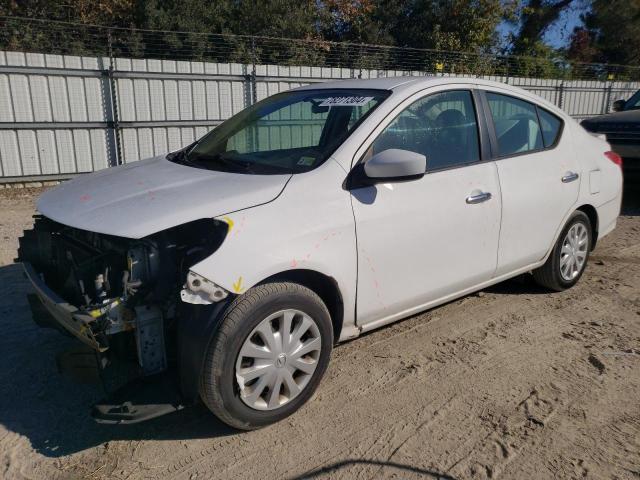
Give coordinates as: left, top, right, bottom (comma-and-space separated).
582, 109, 640, 132
37, 156, 291, 238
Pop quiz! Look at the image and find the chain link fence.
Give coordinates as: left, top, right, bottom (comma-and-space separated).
1, 16, 640, 182
4, 16, 640, 80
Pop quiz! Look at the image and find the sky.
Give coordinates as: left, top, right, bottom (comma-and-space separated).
543, 4, 585, 47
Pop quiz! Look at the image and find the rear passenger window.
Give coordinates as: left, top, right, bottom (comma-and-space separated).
371, 90, 480, 171
537, 107, 562, 147
486, 93, 543, 156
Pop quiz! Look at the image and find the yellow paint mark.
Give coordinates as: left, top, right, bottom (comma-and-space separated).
88, 299, 119, 318
232, 276, 244, 293
223, 216, 234, 233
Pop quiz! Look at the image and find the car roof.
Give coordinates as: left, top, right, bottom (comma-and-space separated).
294, 75, 526, 93
293, 76, 566, 118
294, 76, 427, 91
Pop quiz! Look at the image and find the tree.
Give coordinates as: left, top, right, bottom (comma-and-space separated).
509, 0, 577, 56
566, 27, 597, 62
0, 0, 136, 54
136, 0, 319, 39
381, 0, 511, 52
0, 0, 135, 25
569, 0, 640, 66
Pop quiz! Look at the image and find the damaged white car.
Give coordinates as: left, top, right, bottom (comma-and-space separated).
18, 77, 622, 429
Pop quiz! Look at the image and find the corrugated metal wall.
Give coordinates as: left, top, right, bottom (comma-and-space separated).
1, 49, 639, 182
114, 58, 248, 163
0, 51, 111, 178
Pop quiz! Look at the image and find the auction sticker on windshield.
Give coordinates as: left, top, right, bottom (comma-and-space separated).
319, 96, 374, 107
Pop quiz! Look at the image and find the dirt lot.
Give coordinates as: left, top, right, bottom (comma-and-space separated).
0, 187, 639, 480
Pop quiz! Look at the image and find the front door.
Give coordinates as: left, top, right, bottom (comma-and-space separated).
351, 89, 502, 328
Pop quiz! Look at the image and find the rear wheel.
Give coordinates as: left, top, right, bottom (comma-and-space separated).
200, 282, 333, 430
533, 211, 592, 291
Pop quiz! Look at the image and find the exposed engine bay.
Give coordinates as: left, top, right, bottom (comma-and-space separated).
18, 216, 228, 377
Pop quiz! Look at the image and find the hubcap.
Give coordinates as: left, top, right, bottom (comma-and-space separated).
560, 222, 589, 281
235, 309, 322, 411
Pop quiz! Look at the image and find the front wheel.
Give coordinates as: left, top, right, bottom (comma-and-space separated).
200, 282, 333, 430
533, 211, 592, 291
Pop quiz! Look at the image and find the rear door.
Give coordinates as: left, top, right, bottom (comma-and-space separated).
481, 90, 581, 275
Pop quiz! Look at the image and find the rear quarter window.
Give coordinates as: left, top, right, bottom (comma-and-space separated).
537, 107, 563, 147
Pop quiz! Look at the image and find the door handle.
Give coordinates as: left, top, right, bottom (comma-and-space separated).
562, 172, 579, 183
466, 192, 492, 204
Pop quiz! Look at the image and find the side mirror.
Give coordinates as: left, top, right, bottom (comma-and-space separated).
612, 99, 626, 112
363, 149, 426, 183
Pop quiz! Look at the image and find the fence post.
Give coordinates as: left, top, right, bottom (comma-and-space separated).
603, 81, 613, 114
249, 37, 257, 105
556, 80, 565, 110
106, 30, 123, 166
243, 37, 258, 152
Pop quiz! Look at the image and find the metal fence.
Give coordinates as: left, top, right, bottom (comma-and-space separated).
1, 16, 640, 182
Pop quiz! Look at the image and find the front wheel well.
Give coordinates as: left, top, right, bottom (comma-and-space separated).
258, 269, 344, 343
576, 204, 599, 250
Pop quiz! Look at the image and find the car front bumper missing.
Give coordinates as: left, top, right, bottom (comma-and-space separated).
23, 262, 107, 352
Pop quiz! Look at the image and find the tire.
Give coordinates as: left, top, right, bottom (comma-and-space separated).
200, 282, 333, 430
533, 211, 592, 291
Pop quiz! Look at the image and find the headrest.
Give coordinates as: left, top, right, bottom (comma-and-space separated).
436, 109, 465, 127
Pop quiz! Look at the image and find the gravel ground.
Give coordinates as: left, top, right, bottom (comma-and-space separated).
0, 186, 639, 480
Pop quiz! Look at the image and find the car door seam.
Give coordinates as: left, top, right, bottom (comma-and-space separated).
492, 161, 504, 279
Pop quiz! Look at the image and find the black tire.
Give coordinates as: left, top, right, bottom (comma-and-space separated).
199, 282, 333, 430
533, 211, 592, 291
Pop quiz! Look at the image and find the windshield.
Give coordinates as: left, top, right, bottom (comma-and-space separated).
168, 89, 390, 174
624, 90, 640, 110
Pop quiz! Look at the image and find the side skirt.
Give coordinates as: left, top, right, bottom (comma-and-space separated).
354, 260, 545, 337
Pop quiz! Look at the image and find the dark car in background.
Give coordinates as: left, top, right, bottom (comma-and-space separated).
582, 90, 640, 184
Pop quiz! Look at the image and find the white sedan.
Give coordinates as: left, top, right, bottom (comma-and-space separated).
20, 77, 623, 429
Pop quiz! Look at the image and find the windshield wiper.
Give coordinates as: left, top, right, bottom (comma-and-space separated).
173, 149, 291, 175
167, 149, 189, 165
189, 152, 257, 174
167, 141, 199, 166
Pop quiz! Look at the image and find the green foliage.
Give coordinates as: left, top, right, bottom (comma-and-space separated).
1, 0, 510, 54
562, 0, 640, 79
509, 41, 564, 77
1, 0, 638, 78
572, 0, 640, 65
386, 0, 509, 52
508, 0, 576, 56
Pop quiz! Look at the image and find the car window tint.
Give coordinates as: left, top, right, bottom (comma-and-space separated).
624, 90, 640, 110
486, 92, 543, 156
348, 102, 376, 129
372, 90, 480, 171
185, 89, 389, 174
228, 99, 328, 152
537, 107, 562, 147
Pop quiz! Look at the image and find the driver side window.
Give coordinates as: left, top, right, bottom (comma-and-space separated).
371, 90, 480, 171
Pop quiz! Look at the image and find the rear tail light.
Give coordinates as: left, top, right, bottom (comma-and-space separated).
604, 151, 623, 168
